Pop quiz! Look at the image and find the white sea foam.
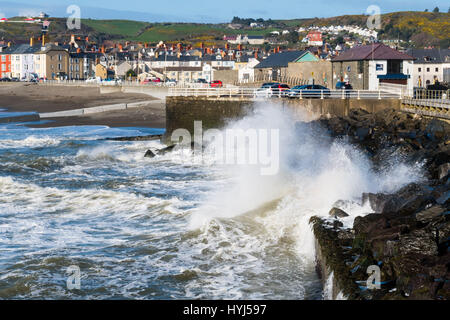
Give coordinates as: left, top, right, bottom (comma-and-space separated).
188, 103, 424, 262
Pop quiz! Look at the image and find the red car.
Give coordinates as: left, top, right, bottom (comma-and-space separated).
210, 80, 223, 88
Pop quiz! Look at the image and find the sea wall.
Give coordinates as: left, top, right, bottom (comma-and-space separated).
164, 97, 255, 143
164, 96, 402, 143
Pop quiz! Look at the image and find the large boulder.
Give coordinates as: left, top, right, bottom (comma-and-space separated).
329, 207, 349, 218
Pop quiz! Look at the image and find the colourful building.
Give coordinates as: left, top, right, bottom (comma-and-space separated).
0, 46, 13, 78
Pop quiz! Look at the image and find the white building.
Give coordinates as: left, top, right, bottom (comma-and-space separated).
10, 43, 40, 80
237, 57, 260, 83
404, 48, 450, 90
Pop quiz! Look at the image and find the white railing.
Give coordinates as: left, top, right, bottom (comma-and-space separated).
167, 87, 403, 100
379, 83, 413, 98
402, 89, 450, 110
38, 79, 188, 88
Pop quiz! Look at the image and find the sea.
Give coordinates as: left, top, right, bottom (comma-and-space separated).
0, 104, 423, 299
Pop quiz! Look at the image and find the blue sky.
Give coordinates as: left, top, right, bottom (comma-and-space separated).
0, 0, 448, 22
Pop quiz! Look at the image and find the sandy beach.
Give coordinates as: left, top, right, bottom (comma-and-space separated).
0, 83, 166, 128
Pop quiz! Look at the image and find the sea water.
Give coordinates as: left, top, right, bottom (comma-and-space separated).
0, 104, 423, 299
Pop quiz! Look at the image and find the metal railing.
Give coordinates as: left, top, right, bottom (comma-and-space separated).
402, 89, 450, 112
38, 79, 189, 88
167, 87, 403, 100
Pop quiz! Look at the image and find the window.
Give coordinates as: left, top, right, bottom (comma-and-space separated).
426, 67, 430, 72
358, 61, 364, 73
58, 63, 61, 70
1, 56, 5, 62
418, 67, 421, 72
435, 67, 439, 72
58, 54, 62, 61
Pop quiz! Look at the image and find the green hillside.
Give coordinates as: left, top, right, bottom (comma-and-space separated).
0, 11, 448, 48
81, 19, 150, 37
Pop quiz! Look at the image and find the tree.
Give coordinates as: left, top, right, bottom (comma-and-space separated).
433, 7, 439, 13
424, 9, 428, 12
448, 7, 450, 13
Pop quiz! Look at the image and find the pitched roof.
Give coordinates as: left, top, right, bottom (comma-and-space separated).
405, 48, 450, 64
255, 50, 308, 68
332, 43, 414, 61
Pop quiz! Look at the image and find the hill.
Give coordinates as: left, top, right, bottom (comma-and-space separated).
0, 11, 448, 48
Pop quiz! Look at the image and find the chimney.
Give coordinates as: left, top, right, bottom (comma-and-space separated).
254, 51, 258, 59
85, 36, 89, 42
77, 48, 81, 53
42, 35, 46, 46
70, 34, 75, 43
101, 45, 105, 53
145, 43, 149, 48
7, 41, 11, 47
119, 44, 123, 52
30, 37, 34, 47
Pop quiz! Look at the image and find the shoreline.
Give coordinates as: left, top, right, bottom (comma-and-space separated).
0, 83, 166, 129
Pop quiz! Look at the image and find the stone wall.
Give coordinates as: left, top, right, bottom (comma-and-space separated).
286, 61, 332, 87
331, 61, 370, 90
213, 69, 239, 84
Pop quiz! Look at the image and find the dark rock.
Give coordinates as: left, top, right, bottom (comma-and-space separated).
362, 192, 393, 212
398, 229, 438, 256
353, 214, 388, 235
105, 134, 162, 141
329, 207, 349, 218
415, 205, 445, 223
156, 144, 176, 155
438, 163, 450, 180
355, 127, 370, 141
144, 149, 156, 158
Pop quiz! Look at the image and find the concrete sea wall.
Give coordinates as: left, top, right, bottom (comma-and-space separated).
164, 96, 402, 142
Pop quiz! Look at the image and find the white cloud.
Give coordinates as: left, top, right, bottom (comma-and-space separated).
18, 8, 41, 17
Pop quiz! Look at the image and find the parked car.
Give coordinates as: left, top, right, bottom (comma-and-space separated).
10, 77, 19, 82
256, 83, 290, 98
334, 82, 353, 98
287, 84, 331, 98
165, 79, 177, 86
195, 79, 208, 84
0, 77, 11, 82
85, 77, 100, 84
210, 80, 223, 88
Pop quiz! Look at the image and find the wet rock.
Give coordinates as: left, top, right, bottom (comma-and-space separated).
329, 207, 349, 218
438, 163, 450, 180
353, 214, 388, 235
144, 149, 156, 158
156, 144, 176, 155
415, 205, 445, 223
398, 229, 438, 256
362, 193, 393, 213
105, 134, 162, 141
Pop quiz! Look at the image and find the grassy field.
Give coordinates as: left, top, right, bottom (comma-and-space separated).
131, 23, 278, 42
81, 19, 150, 37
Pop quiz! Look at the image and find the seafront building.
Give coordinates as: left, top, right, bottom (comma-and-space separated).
404, 48, 450, 89
0, 33, 446, 91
